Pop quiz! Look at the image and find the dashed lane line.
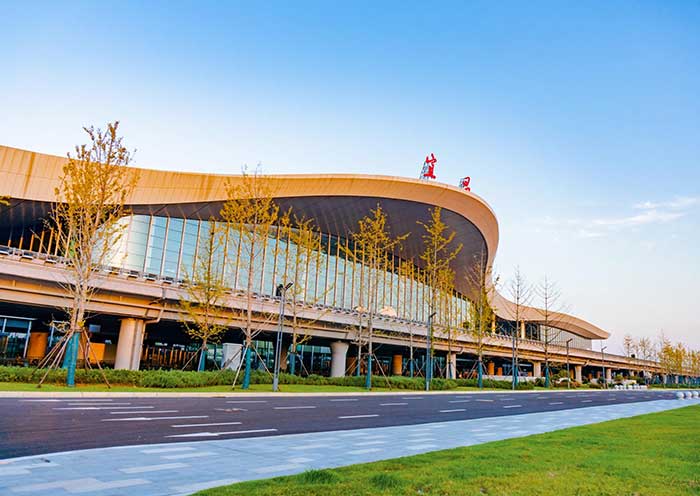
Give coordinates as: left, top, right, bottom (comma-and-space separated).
273, 406, 317, 410
379, 402, 408, 406
171, 422, 242, 428
503, 405, 523, 409
338, 414, 379, 419
329, 398, 359, 402
549, 402, 564, 405
102, 415, 208, 422
440, 409, 466, 413
110, 410, 178, 415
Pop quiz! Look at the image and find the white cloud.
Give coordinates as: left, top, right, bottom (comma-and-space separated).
533, 195, 696, 239
634, 196, 699, 210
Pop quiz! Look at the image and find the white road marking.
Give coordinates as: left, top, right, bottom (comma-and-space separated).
120, 463, 188, 474
274, 406, 316, 410
67, 402, 130, 406
162, 452, 216, 460
141, 447, 195, 454
288, 457, 314, 463
226, 400, 267, 404
53, 406, 155, 411
110, 410, 178, 415
440, 409, 466, 413
402, 397, 424, 400
549, 401, 564, 405
348, 448, 383, 455
408, 437, 435, 443
449, 399, 471, 403
581, 399, 593, 403
166, 428, 277, 438
338, 414, 379, 419
503, 405, 522, 409
353, 440, 386, 446
102, 416, 208, 422
475, 399, 494, 402
329, 398, 358, 402
380, 402, 408, 406
172, 422, 242, 428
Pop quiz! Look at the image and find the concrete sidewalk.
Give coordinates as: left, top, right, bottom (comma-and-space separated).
1, 397, 697, 496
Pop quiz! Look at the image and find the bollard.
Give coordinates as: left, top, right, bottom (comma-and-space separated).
676, 392, 685, 400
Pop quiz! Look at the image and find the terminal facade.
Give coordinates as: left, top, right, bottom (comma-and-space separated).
0, 145, 687, 383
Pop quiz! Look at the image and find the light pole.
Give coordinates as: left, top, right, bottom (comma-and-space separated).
566, 338, 573, 389
601, 345, 608, 389
273, 282, 293, 392
425, 312, 436, 391
512, 321, 519, 390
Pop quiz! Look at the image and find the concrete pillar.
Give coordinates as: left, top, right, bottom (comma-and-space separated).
222, 343, 243, 370
446, 353, 457, 379
487, 362, 495, 375
575, 365, 582, 383
605, 368, 612, 382
520, 320, 526, 340
532, 361, 542, 378
330, 341, 349, 377
497, 366, 503, 376
114, 318, 145, 370
392, 354, 403, 376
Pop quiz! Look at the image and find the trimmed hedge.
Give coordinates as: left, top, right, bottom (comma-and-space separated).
0, 366, 533, 390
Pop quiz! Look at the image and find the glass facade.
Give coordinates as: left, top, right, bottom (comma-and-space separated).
106, 215, 472, 325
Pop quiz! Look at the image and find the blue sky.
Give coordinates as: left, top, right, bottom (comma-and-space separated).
2, 1, 698, 353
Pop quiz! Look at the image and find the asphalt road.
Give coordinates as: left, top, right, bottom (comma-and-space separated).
0, 389, 681, 459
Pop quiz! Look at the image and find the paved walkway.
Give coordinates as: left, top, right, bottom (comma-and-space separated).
1, 398, 698, 496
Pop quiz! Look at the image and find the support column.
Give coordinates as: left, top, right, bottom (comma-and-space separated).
605, 368, 612, 382
575, 365, 582, 383
446, 353, 457, 379
532, 361, 542, 378
487, 362, 495, 376
520, 320, 526, 340
392, 354, 403, 376
115, 318, 145, 370
330, 341, 349, 378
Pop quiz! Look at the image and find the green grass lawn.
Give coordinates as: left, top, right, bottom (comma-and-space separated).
196, 405, 700, 496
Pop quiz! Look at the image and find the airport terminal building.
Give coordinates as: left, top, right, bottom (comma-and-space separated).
0, 145, 672, 383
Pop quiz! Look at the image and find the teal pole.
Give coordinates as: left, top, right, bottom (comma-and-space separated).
242, 346, 252, 389
365, 354, 372, 390
477, 359, 483, 389
65, 333, 80, 388
289, 345, 296, 376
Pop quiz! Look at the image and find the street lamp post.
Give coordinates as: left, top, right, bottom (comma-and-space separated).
425, 312, 436, 391
273, 282, 293, 392
601, 345, 608, 390
566, 338, 573, 389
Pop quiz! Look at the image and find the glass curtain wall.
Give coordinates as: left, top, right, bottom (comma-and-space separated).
105, 215, 471, 325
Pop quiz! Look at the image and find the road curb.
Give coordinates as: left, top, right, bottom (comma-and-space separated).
0, 388, 672, 398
